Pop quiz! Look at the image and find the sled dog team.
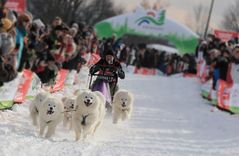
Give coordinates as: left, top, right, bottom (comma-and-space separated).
29, 89, 134, 140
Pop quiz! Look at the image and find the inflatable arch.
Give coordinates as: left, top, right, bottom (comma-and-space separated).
95, 7, 199, 54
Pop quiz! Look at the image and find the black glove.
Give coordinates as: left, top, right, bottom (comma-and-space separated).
90, 66, 100, 75
89, 67, 96, 75
118, 69, 125, 79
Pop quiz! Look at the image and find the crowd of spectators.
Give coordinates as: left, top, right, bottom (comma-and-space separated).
0, 0, 203, 88
196, 34, 239, 90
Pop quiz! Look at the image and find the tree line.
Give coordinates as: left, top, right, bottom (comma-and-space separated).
187, 0, 239, 37
27, 0, 239, 36
27, 0, 123, 25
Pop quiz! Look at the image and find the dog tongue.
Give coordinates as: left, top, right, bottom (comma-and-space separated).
47, 110, 54, 115
84, 101, 92, 107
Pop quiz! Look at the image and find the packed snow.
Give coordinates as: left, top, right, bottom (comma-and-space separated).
1, 74, 239, 156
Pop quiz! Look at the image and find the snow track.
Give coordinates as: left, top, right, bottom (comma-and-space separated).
1, 74, 239, 156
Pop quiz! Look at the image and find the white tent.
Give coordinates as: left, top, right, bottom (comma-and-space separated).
147, 44, 179, 54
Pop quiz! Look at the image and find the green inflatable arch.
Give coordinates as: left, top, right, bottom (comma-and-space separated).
95, 7, 199, 54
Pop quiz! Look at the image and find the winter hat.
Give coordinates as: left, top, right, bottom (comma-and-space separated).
61, 24, 70, 31
7, 9, 17, 24
54, 16, 62, 21
104, 49, 114, 56
72, 23, 79, 30
54, 25, 64, 31
33, 19, 45, 29
0, 18, 13, 32
69, 27, 78, 36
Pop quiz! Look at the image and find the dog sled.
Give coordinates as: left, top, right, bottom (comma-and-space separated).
88, 65, 118, 108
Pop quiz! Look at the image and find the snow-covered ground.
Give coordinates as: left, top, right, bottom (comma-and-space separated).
1, 74, 239, 156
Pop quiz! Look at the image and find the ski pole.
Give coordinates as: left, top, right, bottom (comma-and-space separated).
111, 74, 118, 101
88, 74, 93, 90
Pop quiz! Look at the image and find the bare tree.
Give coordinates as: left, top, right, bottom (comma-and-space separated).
27, 0, 122, 25
27, 0, 85, 24
76, 0, 123, 25
222, 1, 239, 32
141, 0, 169, 10
141, 0, 152, 10
186, 3, 208, 37
152, 0, 170, 11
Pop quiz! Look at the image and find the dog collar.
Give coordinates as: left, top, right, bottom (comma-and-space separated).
81, 114, 89, 126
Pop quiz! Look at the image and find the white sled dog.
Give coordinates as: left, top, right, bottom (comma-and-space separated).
73, 90, 106, 141
112, 90, 134, 124
30, 93, 64, 138
62, 96, 76, 129
29, 91, 50, 126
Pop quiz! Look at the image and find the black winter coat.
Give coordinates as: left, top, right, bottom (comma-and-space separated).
90, 59, 125, 79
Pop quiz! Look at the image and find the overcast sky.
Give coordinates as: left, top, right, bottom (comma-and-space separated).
114, 0, 236, 29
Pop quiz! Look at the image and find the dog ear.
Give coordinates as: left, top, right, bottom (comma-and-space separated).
62, 97, 67, 103
74, 89, 82, 96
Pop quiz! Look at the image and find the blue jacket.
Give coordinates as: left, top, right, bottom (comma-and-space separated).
16, 27, 27, 69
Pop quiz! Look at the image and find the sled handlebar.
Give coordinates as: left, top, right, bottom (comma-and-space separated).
90, 73, 118, 78
89, 73, 118, 83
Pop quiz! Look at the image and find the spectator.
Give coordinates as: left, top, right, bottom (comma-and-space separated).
227, 48, 239, 84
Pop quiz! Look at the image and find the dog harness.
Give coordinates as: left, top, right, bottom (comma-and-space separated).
81, 114, 89, 126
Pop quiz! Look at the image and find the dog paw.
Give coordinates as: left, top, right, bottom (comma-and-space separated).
38, 134, 44, 138
75, 135, 81, 141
